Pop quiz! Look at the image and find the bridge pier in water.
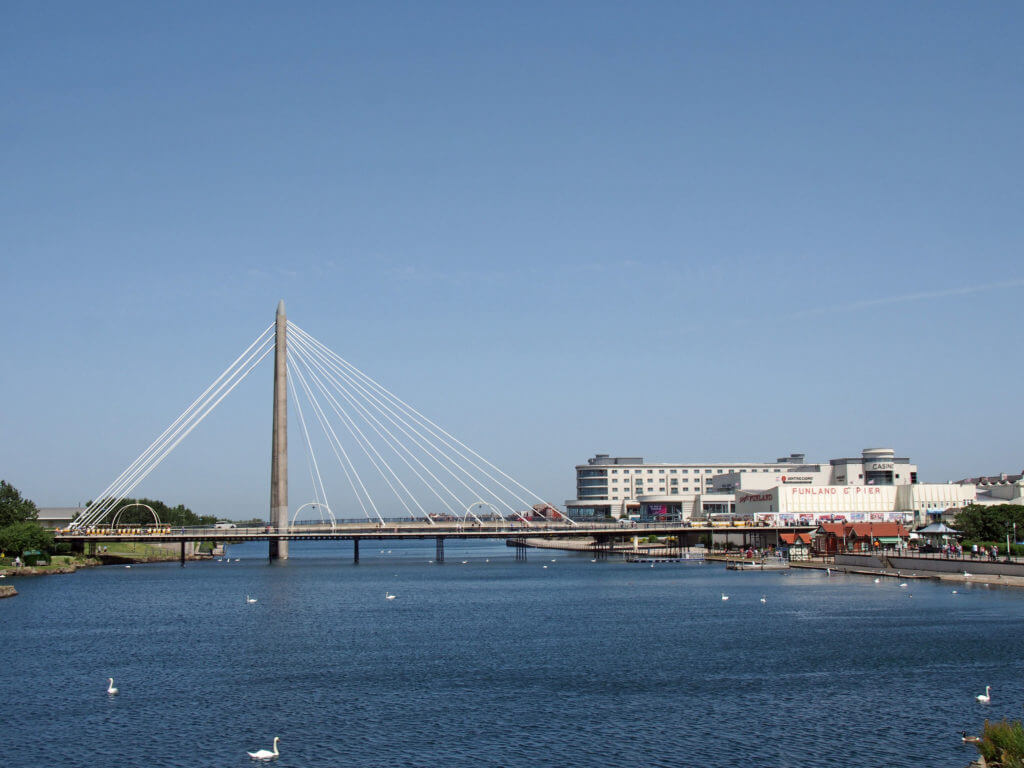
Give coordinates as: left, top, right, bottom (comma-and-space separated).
514, 539, 528, 561
353, 539, 359, 564
436, 537, 444, 563
180, 540, 186, 567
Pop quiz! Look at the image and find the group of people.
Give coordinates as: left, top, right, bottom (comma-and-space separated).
968, 543, 1001, 561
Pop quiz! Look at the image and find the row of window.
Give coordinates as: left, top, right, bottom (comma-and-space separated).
592, 467, 778, 476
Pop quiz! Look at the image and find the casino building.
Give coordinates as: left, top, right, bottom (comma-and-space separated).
566, 448, 974, 526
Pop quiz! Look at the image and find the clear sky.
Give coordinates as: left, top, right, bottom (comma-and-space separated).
2, 2, 1021, 519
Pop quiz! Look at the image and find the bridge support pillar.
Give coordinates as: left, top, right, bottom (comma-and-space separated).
353, 539, 359, 564
269, 300, 289, 560
436, 537, 444, 563
514, 539, 527, 561
180, 540, 186, 567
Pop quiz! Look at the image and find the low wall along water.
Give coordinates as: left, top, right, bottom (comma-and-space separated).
835, 553, 1024, 577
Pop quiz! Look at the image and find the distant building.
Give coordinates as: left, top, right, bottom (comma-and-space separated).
566, 448, 970, 526
567, 451, 810, 521
35, 507, 82, 530
970, 475, 1024, 506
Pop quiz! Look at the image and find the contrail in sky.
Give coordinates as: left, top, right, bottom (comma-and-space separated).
792, 278, 1024, 318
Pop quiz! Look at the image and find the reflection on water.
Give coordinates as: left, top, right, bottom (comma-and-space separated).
1, 539, 1022, 767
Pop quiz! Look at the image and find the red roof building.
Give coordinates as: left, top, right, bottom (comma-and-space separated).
814, 522, 909, 554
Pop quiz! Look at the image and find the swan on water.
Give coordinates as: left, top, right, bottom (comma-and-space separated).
899, 583, 908, 588
721, 593, 730, 601
760, 595, 767, 604
873, 578, 880, 583
976, 686, 991, 703
107, 678, 118, 695
385, 592, 396, 600
246, 595, 257, 604
952, 590, 958, 595
542, 565, 548, 569
247, 736, 280, 760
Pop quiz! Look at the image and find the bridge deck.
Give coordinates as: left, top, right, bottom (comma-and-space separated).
55, 522, 815, 544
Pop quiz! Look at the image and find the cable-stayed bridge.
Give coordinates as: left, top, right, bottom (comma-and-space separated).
57, 302, 802, 561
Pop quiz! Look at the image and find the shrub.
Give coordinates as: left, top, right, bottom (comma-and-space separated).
975, 719, 1024, 767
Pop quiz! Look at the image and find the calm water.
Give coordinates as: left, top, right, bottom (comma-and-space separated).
2, 540, 1022, 767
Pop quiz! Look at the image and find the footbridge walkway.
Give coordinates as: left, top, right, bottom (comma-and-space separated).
55, 521, 815, 564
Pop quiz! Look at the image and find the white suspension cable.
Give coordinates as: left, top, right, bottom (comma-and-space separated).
288, 349, 381, 523
80, 334, 274, 527
75, 327, 274, 532
289, 324, 534, 520
290, 322, 569, 523
290, 331, 481, 518
75, 327, 274, 529
288, 333, 464, 515
289, 343, 424, 521
287, 361, 331, 527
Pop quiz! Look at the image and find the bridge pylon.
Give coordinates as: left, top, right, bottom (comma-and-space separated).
269, 300, 289, 560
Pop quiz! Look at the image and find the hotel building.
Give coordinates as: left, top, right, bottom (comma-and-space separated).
566, 448, 974, 526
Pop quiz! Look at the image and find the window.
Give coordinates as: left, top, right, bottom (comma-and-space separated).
647, 469, 653, 474
611, 469, 618, 474
681, 469, 688, 474
670, 469, 677, 474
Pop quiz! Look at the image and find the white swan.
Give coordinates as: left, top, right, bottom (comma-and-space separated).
760, 595, 767, 604
873, 578, 880, 583
899, 583, 908, 588
976, 686, 991, 703
248, 736, 280, 760
385, 592, 396, 600
721, 593, 730, 601
246, 595, 257, 604
107, 677, 118, 695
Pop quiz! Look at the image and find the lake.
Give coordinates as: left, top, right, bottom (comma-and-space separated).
1, 539, 1021, 767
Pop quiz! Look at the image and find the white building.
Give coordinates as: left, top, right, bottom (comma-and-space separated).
734, 483, 975, 527
567, 452, 812, 521
566, 448, 962, 525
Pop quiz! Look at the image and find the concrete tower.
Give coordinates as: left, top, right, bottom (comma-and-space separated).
269, 300, 288, 560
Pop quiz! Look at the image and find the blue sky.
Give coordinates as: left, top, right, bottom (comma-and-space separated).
2, 2, 1021, 518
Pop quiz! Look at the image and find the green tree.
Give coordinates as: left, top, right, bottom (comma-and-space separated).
0, 480, 39, 527
0, 520, 53, 556
955, 504, 1024, 542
